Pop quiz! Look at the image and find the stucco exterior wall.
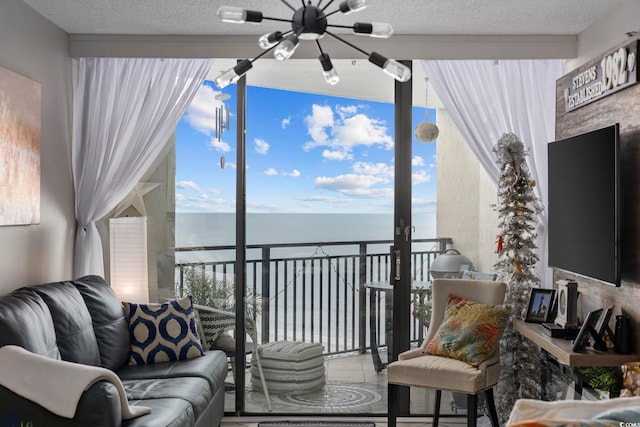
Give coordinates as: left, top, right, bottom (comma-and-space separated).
435, 109, 499, 274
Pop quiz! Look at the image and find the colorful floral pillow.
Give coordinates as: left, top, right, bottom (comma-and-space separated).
123, 296, 204, 365
425, 294, 510, 365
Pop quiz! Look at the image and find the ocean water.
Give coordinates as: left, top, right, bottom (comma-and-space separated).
176, 211, 437, 256
175, 211, 438, 269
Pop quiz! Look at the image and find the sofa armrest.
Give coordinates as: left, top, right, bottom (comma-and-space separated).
0, 380, 122, 427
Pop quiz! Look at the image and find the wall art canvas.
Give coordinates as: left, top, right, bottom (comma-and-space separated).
0, 66, 41, 226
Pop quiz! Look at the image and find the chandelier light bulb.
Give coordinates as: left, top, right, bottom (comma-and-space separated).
340, 0, 368, 14
353, 22, 394, 38
258, 31, 283, 49
217, 6, 262, 24
214, 59, 253, 89
319, 53, 340, 86
274, 35, 300, 61
368, 52, 412, 82
383, 59, 412, 82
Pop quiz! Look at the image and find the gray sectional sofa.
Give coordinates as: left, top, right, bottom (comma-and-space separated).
0, 275, 228, 427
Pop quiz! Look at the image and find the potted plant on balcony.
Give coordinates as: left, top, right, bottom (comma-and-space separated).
177, 266, 261, 351
412, 286, 432, 329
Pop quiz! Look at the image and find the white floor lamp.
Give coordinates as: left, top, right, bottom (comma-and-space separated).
109, 216, 149, 303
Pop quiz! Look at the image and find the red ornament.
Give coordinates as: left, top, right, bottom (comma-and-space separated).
496, 235, 504, 253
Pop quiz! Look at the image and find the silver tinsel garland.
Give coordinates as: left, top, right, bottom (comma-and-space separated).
492, 133, 545, 424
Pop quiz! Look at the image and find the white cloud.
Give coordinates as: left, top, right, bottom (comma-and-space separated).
295, 195, 353, 205
412, 170, 432, 184
285, 169, 301, 177
184, 84, 225, 135
334, 114, 393, 150
176, 180, 201, 191
175, 193, 186, 201
281, 116, 291, 129
412, 156, 425, 166
264, 168, 278, 176
225, 162, 237, 170
209, 188, 222, 194
304, 104, 334, 149
208, 137, 231, 153
315, 174, 384, 190
303, 103, 394, 156
322, 149, 352, 161
255, 138, 270, 155
352, 161, 393, 180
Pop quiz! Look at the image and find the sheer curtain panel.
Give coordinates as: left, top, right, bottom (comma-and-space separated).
73, 57, 213, 278
422, 59, 565, 284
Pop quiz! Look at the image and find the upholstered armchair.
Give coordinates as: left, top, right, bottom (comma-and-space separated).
387, 278, 508, 427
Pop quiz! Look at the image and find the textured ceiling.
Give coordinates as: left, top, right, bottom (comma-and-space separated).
22, 0, 622, 36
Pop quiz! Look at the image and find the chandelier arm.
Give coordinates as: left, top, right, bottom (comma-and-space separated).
261, 16, 294, 23
315, 39, 325, 54
325, 30, 369, 56
321, 0, 337, 12
317, 0, 324, 7
321, 8, 344, 19
250, 43, 281, 64
279, 0, 297, 12
326, 23, 355, 29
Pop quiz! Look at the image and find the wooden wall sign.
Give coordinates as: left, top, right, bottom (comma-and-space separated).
563, 40, 638, 112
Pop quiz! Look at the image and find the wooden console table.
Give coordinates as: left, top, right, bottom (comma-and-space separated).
515, 319, 638, 399
514, 319, 637, 367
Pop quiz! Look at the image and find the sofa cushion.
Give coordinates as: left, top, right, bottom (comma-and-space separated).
73, 275, 130, 370
0, 288, 60, 359
123, 377, 212, 420
117, 350, 228, 392
122, 398, 195, 427
32, 282, 101, 365
123, 297, 204, 365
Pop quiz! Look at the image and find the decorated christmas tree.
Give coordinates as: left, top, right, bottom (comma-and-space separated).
492, 133, 545, 423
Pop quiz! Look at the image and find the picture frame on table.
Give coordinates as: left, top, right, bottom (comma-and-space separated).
524, 288, 556, 323
572, 308, 604, 352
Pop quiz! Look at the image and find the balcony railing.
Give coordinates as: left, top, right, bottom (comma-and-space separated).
175, 237, 451, 356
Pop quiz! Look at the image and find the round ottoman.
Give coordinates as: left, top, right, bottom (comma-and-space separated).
251, 341, 325, 393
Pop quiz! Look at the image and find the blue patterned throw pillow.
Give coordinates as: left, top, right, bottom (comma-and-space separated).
123, 296, 204, 365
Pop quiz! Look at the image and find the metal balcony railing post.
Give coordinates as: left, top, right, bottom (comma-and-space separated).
358, 243, 367, 354
261, 247, 271, 343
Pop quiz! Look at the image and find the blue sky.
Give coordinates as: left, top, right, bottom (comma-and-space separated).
175, 81, 437, 214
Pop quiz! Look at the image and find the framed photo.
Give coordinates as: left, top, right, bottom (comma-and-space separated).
524, 289, 556, 323
572, 308, 604, 352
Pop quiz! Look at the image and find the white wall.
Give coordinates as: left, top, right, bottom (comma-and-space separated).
0, 0, 74, 293
569, 0, 640, 70
435, 109, 499, 273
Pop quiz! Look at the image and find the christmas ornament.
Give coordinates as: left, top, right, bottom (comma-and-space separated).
496, 235, 504, 253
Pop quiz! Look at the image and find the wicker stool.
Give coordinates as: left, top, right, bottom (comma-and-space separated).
251, 341, 325, 393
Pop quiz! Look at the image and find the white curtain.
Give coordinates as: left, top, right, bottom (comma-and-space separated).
422, 59, 565, 283
73, 57, 214, 278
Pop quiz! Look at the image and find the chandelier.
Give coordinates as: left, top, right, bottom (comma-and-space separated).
214, 0, 412, 88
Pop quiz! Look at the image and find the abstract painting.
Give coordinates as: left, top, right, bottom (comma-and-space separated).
0, 66, 41, 226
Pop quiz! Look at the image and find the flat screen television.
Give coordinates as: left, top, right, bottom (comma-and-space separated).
547, 124, 621, 286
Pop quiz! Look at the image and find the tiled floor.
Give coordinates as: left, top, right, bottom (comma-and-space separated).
222, 350, 489, 425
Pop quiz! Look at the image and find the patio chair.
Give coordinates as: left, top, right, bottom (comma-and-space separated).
387, 278, 507, 427
194, 304, 272, 411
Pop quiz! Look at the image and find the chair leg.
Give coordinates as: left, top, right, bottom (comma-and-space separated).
466, 394, 477, 427
252, 351, 272, 412
433, 389, 442, 427
484, 388, 499, 427
388, 383, 398, 427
